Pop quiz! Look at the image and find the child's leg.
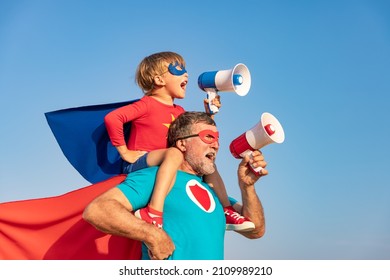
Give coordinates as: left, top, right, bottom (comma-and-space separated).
147, 147, 183, 212
204, 167, 255, 232
134, 148, 183, 228
203, 166, 231, 207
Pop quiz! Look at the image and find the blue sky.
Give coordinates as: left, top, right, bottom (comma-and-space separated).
1, 0, 389, 260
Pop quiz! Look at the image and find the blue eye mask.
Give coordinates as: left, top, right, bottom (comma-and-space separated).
168, 61, 187, 76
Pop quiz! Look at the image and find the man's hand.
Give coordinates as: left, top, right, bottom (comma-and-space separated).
238, 150, 268, 187
144, 226, 175, 260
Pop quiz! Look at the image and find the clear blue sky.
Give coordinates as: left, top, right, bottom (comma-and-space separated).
1, 0, 389, 260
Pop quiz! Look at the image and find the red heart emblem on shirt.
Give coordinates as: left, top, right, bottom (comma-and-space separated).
186, 179, 215, 213
189, 184, 211, 211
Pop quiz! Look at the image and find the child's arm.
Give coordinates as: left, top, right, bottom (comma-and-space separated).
104, 100, 149, 163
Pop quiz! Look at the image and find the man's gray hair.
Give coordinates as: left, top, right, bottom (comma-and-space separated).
167, 112, 216, 147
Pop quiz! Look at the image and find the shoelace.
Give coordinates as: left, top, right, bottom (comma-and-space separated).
230, 212, 245, 221
225, 209, 245, 221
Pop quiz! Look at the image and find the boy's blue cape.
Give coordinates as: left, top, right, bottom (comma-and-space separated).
45, 100, 138, 183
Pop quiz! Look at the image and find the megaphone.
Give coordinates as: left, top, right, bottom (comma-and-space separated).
198, 63, 251, 114
229, 112, 285, 175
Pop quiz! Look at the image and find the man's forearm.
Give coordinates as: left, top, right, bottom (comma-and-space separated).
239, 184, 265, 239
83, 195, 156, 243
83, 187, 175, 260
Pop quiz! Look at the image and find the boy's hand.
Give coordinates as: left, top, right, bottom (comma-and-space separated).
122, 150, 147, 163
116, 145, 147, 163
204, 95, 222, 117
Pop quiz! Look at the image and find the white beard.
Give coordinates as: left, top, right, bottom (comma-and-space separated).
184, 153, 216, 176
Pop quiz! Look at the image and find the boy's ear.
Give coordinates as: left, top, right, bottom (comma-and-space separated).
153, 75, 166, 86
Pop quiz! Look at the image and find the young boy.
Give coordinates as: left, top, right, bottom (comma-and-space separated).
104, 51, 254, 231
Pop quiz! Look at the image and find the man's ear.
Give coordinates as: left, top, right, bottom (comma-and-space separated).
153, 75, 166, 86
175, 139, 186, 152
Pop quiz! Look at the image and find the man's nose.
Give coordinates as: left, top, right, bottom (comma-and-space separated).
210, 140, 219, 149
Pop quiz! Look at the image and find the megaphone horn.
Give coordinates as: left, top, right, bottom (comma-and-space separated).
198, 63, 251, 114
229, 112, 285, 175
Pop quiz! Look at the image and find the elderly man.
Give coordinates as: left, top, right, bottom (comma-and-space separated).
83, 111, 268, 260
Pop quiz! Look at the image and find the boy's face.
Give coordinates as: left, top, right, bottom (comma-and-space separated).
161, 61, 188, 99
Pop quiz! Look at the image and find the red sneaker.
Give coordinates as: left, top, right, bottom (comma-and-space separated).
224, 206, 255, 232
134, 207, 163, 228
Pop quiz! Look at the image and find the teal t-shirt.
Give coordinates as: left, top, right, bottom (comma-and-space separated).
117, 167, 225, 260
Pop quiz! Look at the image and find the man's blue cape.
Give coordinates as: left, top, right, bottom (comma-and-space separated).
45, 100, 138, 183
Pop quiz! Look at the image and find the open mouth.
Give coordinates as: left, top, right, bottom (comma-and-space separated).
180, 80, 188, 89
205, 152, 215, 161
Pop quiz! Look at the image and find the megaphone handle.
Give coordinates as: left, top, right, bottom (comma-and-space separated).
249, 161, 263, 176
205, 88, 219, 114
243, 151, 263, 176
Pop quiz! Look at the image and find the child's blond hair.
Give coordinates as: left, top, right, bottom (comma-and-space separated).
136, 51, 186, 95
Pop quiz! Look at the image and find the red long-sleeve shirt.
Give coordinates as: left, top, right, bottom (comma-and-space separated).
104, 96, 185, 151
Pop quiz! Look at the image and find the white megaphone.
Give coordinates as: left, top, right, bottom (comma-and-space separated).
198, 63, 251, 114
229, 112, 285, 175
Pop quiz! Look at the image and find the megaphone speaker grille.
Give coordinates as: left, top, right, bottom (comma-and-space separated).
260, 113, 285, 144
232, 63, 251, 96
244, 113, 285, 150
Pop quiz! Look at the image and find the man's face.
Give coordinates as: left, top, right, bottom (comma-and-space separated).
183, 123, 219, 176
